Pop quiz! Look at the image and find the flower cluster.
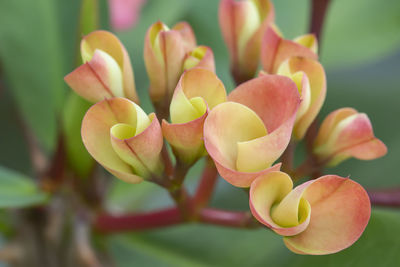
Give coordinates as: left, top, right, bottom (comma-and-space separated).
65, 0, 387, 255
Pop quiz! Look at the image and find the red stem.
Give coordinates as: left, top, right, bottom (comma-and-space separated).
95, 207, 182, 233
309, 0, 331, 41
193, 157, 219, 211
368, 188, 400, 207
199, 208, 259, 228
95, 207, 259, 233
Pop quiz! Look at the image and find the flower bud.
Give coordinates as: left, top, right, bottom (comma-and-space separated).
276, 57, 326, 139
219, 0, 274, 84
261, 26, 318, 74
144, 21, 196, 103
81, 97, 163, 183
204, 75, 300, 187
313, 108, 387, 166
65, 30, 138, 103
250, 171, 370, 255
162, 68, 226, 165
183, 46, 215, 73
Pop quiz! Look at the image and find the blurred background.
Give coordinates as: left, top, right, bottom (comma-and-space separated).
0, 0, 400, 266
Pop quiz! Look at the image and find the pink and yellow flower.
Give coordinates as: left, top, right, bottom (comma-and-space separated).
144, 21, 196, 103
313, 108, 387, 166
183, 46, 215, 73
81, 97, 163, 183
219, 0, 275, 84
65, 30, 138, 103
276, 57, 326, 139
162, 68, 226, 165
203, 75, 300, 187
261, 26, 318, 74
250, 171, 371, 255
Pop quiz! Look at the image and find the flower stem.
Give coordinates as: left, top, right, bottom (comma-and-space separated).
368, 188, 400, 207
192, 157, 219, 212
309, 0, 332, 42
199, 208, 260, 228
95, 207, 182, 233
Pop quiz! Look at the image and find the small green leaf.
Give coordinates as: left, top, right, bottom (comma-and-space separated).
62, 92, 94, 178
0, 166, 49, 208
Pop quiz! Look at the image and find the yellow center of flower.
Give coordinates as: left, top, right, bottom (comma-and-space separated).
183, 46, 207, 71
109, 105, 152, 176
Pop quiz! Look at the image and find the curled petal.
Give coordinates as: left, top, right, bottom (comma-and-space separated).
277, 57, 327, 139
229, 75, 301, 165
261, 27, 318, 74
65, 50, 122, 103
219, 0, 274, 83
172, 21, 197, 53
81, 97, 163, 183
77, 30, 137, 102
284, 175, 371, 255
204, 101, 283, 187
183, 46, 216, 73
250, 172, 371, 255
249, 172, 311, 236
204, 75, 299, 187
162, 113, 207, 165
163, 68, 226, 164
144, 21, 187, 102
313, 108, 387, 166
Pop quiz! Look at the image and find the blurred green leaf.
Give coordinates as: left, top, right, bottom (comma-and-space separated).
0, 0, 65, 153
321, 0, 400, 69
0, 166, 48, 208
79, 0, 100, 36
105, 209, 400, 267
62, 92, 94, 178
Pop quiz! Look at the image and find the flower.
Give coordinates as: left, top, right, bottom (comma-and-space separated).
261, 26, 318, 74
276, 57, 326, 139
183, 46, 215, 73
144, 21, 196, 103
109, 0, 146, 31
313, 108, 387, 166
203, 75, 300, 187
219, 0, 274, 84
250, 171, 371, 255
65, 30, 138, 103
162, 68, 226, 165
81, 97, 163, 183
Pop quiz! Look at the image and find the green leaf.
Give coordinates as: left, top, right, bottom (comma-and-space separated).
62, 92, 94, 178
0, 0, 65, 153
79, 0, 100, 36
0, 167, 49, 208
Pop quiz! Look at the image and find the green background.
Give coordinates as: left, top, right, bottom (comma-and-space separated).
0, 0, 400, 266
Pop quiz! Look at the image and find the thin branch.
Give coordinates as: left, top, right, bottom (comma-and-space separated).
309, 0, 332, 42
368, 188, 400, 207
193, 157, 219, 211
199, 208, 260, 229
281, 141, 296, 175
95, 207, 182, 233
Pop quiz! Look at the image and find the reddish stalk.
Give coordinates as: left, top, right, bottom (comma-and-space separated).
368, 188, 400, 207
199, 208, 259, 228
309, 0, 332, 42
193, 157, 219, 211
95, 207, 261, 233
281, 141, 296, 175
95, 207, 182, 233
